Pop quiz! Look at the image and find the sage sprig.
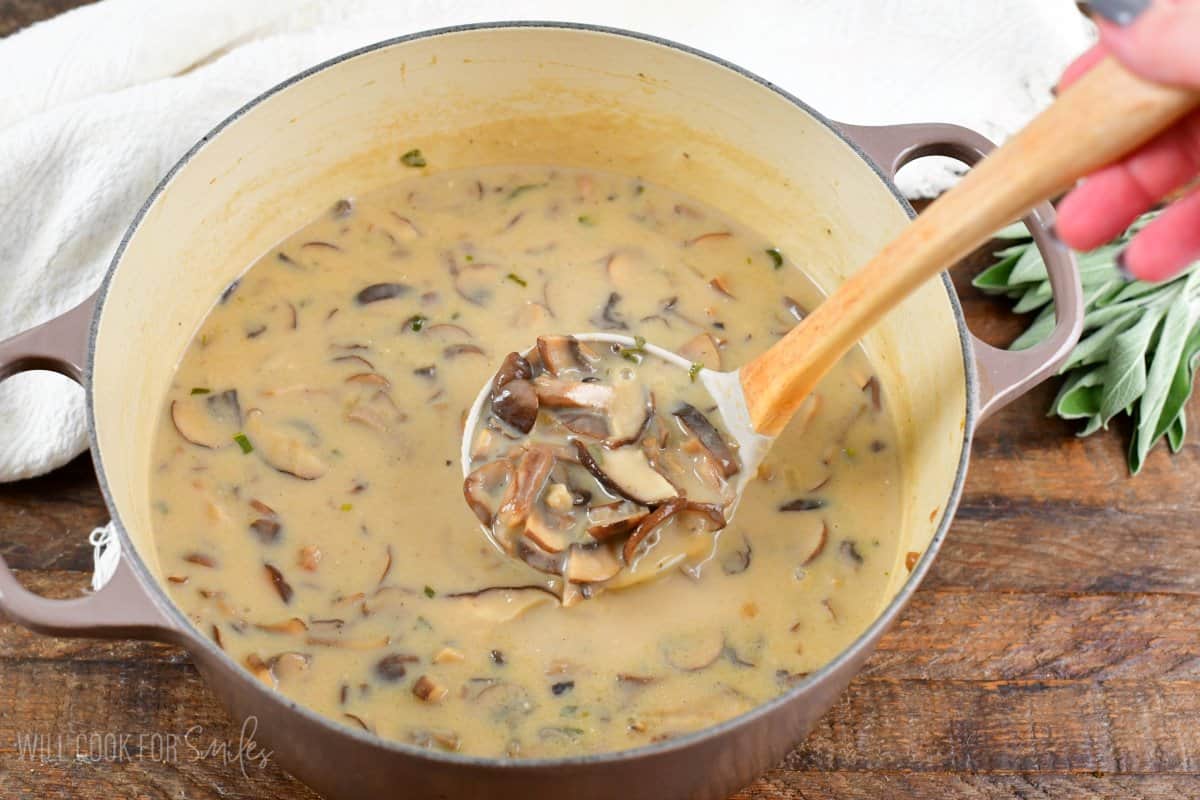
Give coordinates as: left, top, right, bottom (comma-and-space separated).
973, 212, 1200, 474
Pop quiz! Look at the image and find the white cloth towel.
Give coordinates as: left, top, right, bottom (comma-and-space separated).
0, 0, 1095, 487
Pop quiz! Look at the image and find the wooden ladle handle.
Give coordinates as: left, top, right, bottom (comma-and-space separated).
740, 57, 1200, 437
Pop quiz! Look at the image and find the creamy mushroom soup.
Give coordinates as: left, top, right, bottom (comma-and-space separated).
149, 164, 905, 757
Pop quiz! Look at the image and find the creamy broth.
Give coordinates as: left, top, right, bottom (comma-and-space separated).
149, 165, 905, 757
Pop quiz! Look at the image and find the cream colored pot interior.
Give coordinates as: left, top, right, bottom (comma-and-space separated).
94, 26, 967, 612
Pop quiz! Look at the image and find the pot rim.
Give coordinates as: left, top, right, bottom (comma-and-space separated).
85, 20, 976, 769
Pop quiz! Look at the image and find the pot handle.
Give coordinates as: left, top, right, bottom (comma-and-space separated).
0, 294, 179, 640
835, 122, 1084, 420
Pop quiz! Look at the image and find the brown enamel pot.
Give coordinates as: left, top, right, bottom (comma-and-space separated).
0, 23, 1082, 800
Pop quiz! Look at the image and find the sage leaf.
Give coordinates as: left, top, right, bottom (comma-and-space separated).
979, 208, 1199, 474
1099, 304, 1168, 427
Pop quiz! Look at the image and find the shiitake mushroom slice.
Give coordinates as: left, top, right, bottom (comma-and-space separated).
170, 390, 241, 449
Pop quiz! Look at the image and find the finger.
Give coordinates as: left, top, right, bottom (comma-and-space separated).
1057, 43, 1109, 92
1123, 187, 1200, 282
1098, 3, 1200, 87
1054, 108, 1200, 251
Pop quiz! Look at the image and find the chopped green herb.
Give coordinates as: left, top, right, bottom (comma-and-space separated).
401, 148, 427, 168
414, 616, 433, 630
634, 184, 645, 195
153, 500, 169, 515
745, 256, 753, 265
508, 182, 547, 200
190, 387, 211, 395
465, 254, 474, 262
451, 311, 461, 320
689, 362, 704, 382
619, 335, 647, 363
424, 585, 436, 598
766, 247, 784, 269
340, 503, 353, 512
233, 433, 253, 454
506, 272, 528, 288
407, 314, 428, 332
577, 214, 595, 226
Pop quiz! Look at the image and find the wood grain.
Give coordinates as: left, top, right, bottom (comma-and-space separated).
2, 3, 1198, 799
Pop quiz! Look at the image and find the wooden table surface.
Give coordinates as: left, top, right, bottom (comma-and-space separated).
3, 3, 1199, 799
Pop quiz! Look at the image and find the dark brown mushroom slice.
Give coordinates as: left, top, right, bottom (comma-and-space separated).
574, 441, 677, 507
375, 653, 420, 681
332, 354, 376, 370
554, 410, 609, 441
516, 537, 567, 575
446, 585, 558, 622
708, 276, 736, 299
536, 335, 595, 376
183, 552, 218, 568
563, 541, 623, 584
672, 403, 739, 477
622, 497, 686, 564
780, 497, 826, 512
863, 375, 883, 411
463, 459, 516, 528
170, 390, 241, 448
586, 500, 651, 541
839, 539, 864, 565
491, 351, 534, 394
491, 378, 538, 434
800, 522, 829, 566
264, 563, 294, 604
590, 292, 628, 330
354, 282, 411, 305
250, 517, 281, 544
533, 375, 614, 410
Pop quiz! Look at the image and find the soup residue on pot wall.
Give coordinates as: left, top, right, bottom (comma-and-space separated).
148, 164, 905, 757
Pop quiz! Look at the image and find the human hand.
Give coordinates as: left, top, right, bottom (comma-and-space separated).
1054, 0, 1200, 282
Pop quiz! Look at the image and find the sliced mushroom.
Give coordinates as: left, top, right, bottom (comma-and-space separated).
661, 629, 725, 672
412, 675, 449, 703
264, 563, 294, 604
622, 498, 686, 563
355, 282, 411, 304
606, 381, 652, 447
678, 333, 722, 370
376, 653, 419, 681
244, 653, 275, 688
492, 379, 538, 434
536, 335, 594, 376
243, 409, 328, 480
586, 500, 651, 541
533, 375, 614, 410
463, 460, 516, 527
576, 442, 677, 507
170, 390, 241, 448
673, 404, 739, 477
446, 585, 558, 623
557, 410, 609, 440
495, 446, 555, 535
269, 652, 311, 683
253, 617, 307, 635
563, 541, 623, 583
523, 507, 572, 554
492, 352, 534, 392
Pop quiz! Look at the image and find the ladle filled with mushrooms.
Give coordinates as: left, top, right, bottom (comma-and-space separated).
463, 57, 1200, 603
